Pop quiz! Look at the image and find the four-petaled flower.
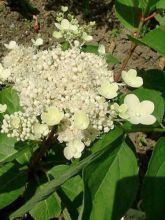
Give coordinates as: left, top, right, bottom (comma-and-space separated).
64, 139, 85, 160
124, 94, 156, 125
122, 69, 143, 88
98, 82, 118, 99
41, 106, 64, 126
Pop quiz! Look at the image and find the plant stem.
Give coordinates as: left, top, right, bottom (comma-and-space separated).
115, 15, 145, 82
29, 127, 56, 172
115, 42, 137, 82
125, 127, 165, 133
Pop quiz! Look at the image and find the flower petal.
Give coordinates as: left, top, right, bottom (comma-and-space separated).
128, 115, 140, 124
63, 147, 73, 160
139, 115, 156, 125
140, 100, 155, 115
124, 94, 140, 110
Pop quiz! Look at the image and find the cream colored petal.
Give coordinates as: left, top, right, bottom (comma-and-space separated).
140, 100, 155, 115
129, 77, 143, 88
128, 115, 140, 124
127, 69, 137, 77
124, 94, 140, 109
74, 111, 90, 130
0, 104, 7, 113
63, 147, 74, 160
55, 22, 62, 30
53, 31, 63, 39
61, 19, 70, 30
74, 151, 82, 159
98, 82, 118, 99
139, 115, 156, 125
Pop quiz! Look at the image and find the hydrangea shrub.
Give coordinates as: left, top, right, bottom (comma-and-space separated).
0, 2, 165, 220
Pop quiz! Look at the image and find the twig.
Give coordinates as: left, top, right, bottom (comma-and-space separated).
29, 127, 56, 172
114, 11, 157, 82
115, 42, 137, 82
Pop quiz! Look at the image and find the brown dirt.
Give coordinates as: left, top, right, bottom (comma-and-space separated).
0, 0, 161, 71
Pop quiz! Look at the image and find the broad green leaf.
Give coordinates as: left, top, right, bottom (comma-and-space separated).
139, 69, 165, 96
0, 87, 22, 114
91, 126, 123, 153
10, 134, 122, 219
139, 0, 159, 15
115, 0, 140, 31
81, 45, 119, 64
133, 88, 164, 123
16, 150, 32, 165
156, 0, 165, 9
142, 137, 165, 220
0, 140, 38, 165
155, 14, 165, 29
0, 134, 17, 164
128, 35, 146, 46
80, 142, 138, 220
48, 165, 83, 201
142, 28, 165, 56
0, 163, 27, 209
29, 177, 61, 220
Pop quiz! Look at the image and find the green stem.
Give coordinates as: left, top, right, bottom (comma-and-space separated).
125, 127, 165, 133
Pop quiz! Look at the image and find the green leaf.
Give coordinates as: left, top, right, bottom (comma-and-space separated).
156, 0, 165, 9
10, 133, 122, 219
81, 45, 119, 64
133, 88, 164, 123
105, 53, 119, 64
80, 142, 138, 220
0, 140, 38, 165
0, 163, 27, 209
142, 28, 165, 56
155, 14, 165, 29
115, 0, 140, 31
139, 0, 159, 15
29, 177, 61, 220
139, 69, 165, 96
142, 137, 165, 220
48, 165, 83, 202
91, 126, 123, 153
0, 87, 22, 114
0, 134, 17, 164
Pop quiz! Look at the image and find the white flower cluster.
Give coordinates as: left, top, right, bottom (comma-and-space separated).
1, 112, 49, 141
1, 43, 117, 158
1, 40, 156, 159
52, 6, 95, 45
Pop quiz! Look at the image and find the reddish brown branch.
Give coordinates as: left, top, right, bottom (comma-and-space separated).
29, 127, 56, 172
115, 42, 137, 82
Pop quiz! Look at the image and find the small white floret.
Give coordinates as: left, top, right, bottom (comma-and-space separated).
82, 32, 93, 42
98, 82, 118, 99
0, 104, 7, 113
63, 139, 85, 160
122, 69, 143, 88
4, 41, 18, 50
41, 106, 64, 126
33, 123, 49, 139
61, 6, 68, 12
124, 94, 156, 125
74, 111, 90, 130
98, 44, 105, 55
53, 31, 63, 39
32, 38, 44, 47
